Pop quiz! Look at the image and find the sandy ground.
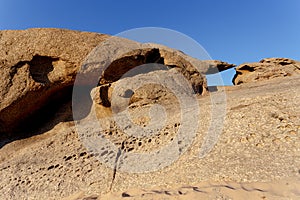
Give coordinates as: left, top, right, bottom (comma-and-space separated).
64, 177, 300, 200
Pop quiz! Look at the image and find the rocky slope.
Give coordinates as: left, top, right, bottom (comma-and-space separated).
0, 28, 299, 200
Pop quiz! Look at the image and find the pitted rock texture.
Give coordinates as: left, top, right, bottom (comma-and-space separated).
233, 58, 300, 85
89, 69, 191, 154
0, 28, 299, 200
0, 74, 299, 200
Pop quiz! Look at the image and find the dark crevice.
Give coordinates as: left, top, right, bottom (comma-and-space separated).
99, 84, 111, 107
197, 84, 204, 94
238, 65, 255, 72
29, 55, 57, 84
232, 70, 242, 85
17, 85, 73, 133
278, 61, 292, 66
1, 55, 60, 128
4, 61, 28, 97
98, 48, 168, 107
144, 48, 164, 64
99, 48, 165, 85
9, 62, 24, 79
109, 148, 122, 191
0, 54, 67, 138
9, 55, 58, 84
99, 55, 145, 84
121, 192, 131, 197
0, 85, 73, 148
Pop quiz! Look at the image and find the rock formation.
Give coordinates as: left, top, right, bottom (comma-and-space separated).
0, 28, 234, 135
0, 28, 109, 134
233, 58, 300, 85
0, 28, 299, 200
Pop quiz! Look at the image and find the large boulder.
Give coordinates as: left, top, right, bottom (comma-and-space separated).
0, 28, 109, 133
0, 28, 233, 134
232, 58, 300, 85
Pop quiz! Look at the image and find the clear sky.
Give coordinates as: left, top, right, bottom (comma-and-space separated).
1, 0, 299, 85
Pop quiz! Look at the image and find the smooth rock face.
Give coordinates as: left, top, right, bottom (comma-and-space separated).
232, 58, 300, 85
0, 29, 299, 200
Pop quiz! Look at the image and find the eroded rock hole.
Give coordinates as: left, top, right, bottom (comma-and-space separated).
29, 55, 58, 84
0, 85, 73, 147
19, 85, 73, 133
95, 48, 207, 110
144, 48, 164, 63
100, 85, 111, 107
99, 48, 165, 85
238, 65, 255, 72
97, 49, 168, 107
123, 89, 134, 98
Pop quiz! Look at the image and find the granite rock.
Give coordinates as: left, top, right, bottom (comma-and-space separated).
233, 58, 300, 85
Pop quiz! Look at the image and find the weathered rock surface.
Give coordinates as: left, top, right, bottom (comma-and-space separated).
1, 72, 299, 199
0, 28, 234, 135
0, 28, 109, 134
0, 29, 299, 200
204, 60, 236, 74
89, 68, 194, 155
233, 58, 300, 85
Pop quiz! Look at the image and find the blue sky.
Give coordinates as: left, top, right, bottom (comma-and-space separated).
1, 0, 299, 85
